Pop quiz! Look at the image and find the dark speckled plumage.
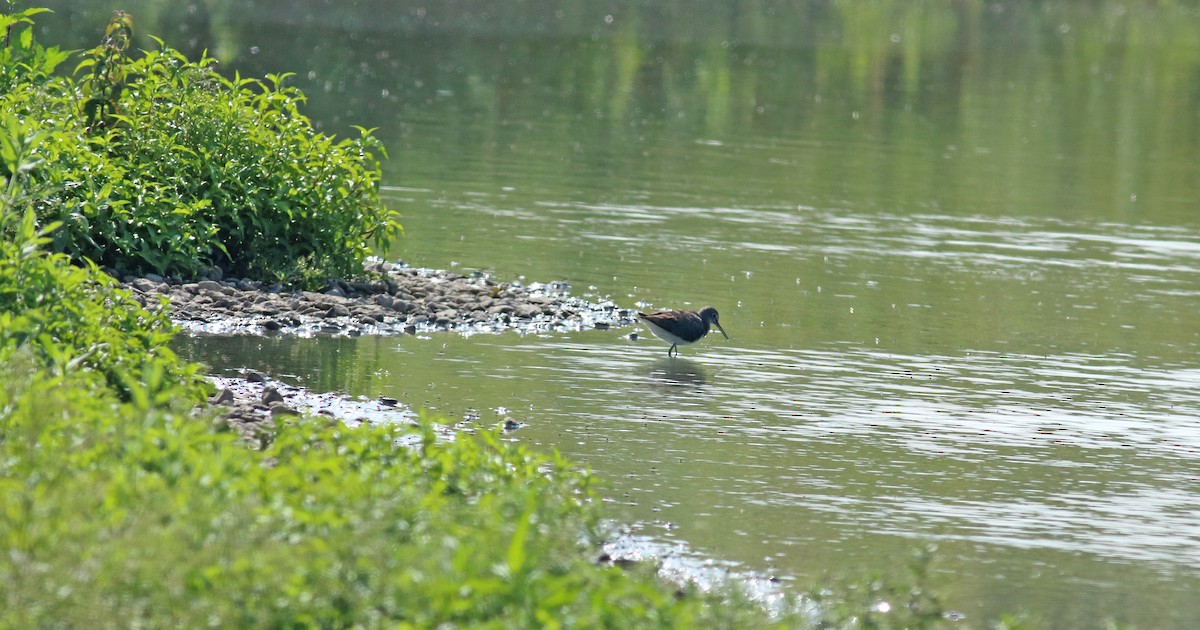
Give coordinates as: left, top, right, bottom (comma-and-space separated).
637, 306, 728, 357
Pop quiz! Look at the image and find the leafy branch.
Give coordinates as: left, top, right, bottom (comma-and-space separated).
75, 10, 134, 132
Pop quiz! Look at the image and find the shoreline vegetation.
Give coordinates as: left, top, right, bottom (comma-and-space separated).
1, 7, 963, 628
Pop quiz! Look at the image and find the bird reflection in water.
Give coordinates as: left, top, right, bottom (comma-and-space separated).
647, 357, 707, 388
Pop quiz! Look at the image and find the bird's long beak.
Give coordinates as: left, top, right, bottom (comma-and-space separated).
714, 322, 729, 339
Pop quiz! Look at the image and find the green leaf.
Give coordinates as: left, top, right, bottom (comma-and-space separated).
506, 494, 537, 578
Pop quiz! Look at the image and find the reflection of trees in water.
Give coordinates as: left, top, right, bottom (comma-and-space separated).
38, 1, 1200, 216
42, 2, 1200, 106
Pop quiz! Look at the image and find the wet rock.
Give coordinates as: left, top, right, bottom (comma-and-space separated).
261, 386, 284, 405
246, 370, 268, 383
269, 402, 298, 417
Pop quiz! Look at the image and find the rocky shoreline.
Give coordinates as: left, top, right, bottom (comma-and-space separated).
129, 258, 635, 445
205, 371, 455, 449
120, 258, 638, 337
157, 265, 787, 609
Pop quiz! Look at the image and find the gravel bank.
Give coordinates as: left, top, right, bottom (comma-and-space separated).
121, 258, 637, 337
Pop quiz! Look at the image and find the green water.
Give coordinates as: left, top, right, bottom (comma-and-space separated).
43, 2, 1200, 626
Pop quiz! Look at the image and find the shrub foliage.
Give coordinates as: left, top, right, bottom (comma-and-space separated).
2, 9, 399, 287
1, 366, 782, 628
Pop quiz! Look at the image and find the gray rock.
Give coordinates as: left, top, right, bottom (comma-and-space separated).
269, 402, 299, 417
130, 278, 159, 293
211, 388, 236, 405
195, 280, 223, 293
262, 386, 284, 405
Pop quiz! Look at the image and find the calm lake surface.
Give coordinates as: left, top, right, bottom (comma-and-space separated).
42, 2, 1200, 626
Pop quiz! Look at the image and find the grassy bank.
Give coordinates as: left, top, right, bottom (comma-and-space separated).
0, 353, 785, 627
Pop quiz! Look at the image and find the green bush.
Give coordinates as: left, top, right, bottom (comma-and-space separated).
1, 109, 208, 405
2, 9, 399, 287
0, 207, 209, 405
